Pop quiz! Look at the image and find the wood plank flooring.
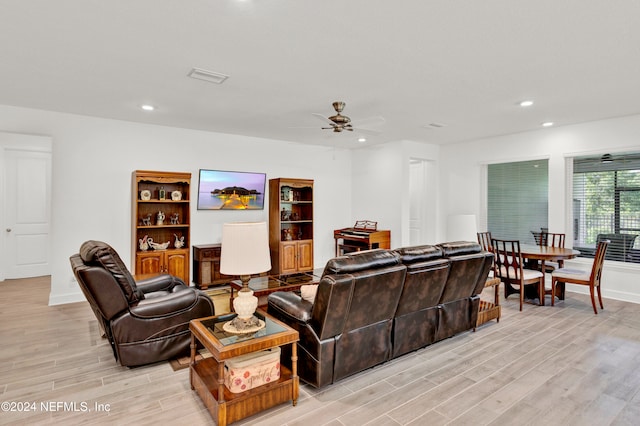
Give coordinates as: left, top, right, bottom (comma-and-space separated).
2, 276, 640, 425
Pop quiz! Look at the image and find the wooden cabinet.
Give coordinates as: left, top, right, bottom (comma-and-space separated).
136, 249, 189, 278
269, 178, 314, 275
192, 243, 268, 289
192, 244, 232, 289
132, 170, 191, 283
280, 240, 314, 274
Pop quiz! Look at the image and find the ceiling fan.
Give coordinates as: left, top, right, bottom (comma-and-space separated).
311, 101, 385, 135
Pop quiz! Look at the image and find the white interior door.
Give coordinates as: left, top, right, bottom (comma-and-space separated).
409, 160, 425, 245
2, 145, 52, 279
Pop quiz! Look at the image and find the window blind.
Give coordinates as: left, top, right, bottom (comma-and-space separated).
487, 159, 549, 244
573, 153, 640, 263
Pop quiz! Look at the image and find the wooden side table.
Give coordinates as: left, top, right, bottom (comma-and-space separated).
476, 276, 501, 328
189, 312, 299, 426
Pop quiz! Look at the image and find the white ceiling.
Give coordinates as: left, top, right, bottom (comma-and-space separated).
2, 1, 640, 149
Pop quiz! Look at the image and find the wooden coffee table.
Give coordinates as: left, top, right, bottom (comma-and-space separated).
189, 311, 299, 426
229, 271, 321, 309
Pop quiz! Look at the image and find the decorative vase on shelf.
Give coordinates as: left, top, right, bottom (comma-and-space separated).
138, 235, 149, 251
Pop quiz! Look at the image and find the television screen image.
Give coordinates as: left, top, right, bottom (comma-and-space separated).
197, 169, 266, 210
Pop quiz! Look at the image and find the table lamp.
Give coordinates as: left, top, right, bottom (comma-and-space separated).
220, 221, 271, 331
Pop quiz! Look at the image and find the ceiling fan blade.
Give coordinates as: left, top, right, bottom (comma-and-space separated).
312, 113, 336, 126
350, 115, 385, 128
351, 127, 382, 135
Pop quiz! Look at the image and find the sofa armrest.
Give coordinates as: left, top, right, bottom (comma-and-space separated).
267, 291, 313, 324
129, 287, 198, 318
136, 274, 185, 293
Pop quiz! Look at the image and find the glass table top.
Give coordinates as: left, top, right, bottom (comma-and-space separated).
199, 312, 288, 346
232, 272, 321, 291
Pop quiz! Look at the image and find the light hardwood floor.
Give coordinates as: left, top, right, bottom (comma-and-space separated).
2, 276, 640, 425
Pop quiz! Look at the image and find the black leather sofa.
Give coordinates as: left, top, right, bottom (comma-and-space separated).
267, 241, 493, 388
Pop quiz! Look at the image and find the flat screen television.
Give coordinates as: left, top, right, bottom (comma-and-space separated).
197, 169, 267, 210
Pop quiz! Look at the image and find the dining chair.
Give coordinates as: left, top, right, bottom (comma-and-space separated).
543, 232, 566, 272
551, 240, 609, 314
477, 231, 497, 276
531, 230, 547, 246
492, 238, 544, 311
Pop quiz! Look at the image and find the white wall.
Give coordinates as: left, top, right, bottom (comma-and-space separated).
439, 114, 640, 304
0, 105, 353, 305
3, 102, 639, 305
351, 140, 440, 248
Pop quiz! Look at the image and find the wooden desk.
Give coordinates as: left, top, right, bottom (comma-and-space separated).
520, 245, 580, 305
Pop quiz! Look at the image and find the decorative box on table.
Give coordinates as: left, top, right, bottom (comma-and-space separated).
224, 347, 281, 393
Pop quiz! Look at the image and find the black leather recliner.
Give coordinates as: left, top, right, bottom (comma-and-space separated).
69, 240, 215, 367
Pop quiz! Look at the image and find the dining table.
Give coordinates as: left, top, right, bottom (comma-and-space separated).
520, 244, 581, 305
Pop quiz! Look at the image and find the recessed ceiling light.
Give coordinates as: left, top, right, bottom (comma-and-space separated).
357, 137, 367, 143
519, 100, 534, 107
542, 121, 554, 127
141, 105, 155, 111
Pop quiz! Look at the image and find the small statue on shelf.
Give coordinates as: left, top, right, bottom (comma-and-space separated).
282, 229, 292, 241
174, 234, 185, 249
170, 213, 180, 225
141, 214, 152, 226
156, 211, 165, 226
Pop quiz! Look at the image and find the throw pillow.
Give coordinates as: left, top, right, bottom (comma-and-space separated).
300, 284, 318, 304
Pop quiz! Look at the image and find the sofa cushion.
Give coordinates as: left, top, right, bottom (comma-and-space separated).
322, 249, 400, 275
80, 240, 143, 304
437, 241, 482, 257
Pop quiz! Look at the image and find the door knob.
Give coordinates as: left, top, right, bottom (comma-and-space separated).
5, 228, 11, 232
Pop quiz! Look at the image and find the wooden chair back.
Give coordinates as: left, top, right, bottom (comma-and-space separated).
492, 238, 524, 281
531, 231, 547, 246
477, 232, 493, 252
591, 239, 610, 287
545, 232, 565, 248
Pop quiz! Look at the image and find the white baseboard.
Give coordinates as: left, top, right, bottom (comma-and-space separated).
566, 285, 640, 305
48, 291, 86, 306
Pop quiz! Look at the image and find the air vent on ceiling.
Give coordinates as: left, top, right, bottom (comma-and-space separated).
423, 122, 447, 129
187, 67, 229, 84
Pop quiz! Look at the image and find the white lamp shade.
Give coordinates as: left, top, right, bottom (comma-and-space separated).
220, 222, 271, 275
447, 214, 478, 242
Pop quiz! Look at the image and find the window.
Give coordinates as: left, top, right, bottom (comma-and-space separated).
573, 153, 640, 263
487, 159, 549, 243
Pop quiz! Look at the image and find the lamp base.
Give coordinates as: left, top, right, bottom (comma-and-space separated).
229, 314, 261, 331
230, 279, 262, 331
223, 318, 266, 334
